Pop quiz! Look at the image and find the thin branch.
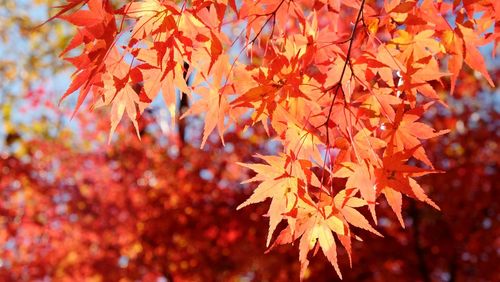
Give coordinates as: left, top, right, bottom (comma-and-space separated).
319, 0, 366, 191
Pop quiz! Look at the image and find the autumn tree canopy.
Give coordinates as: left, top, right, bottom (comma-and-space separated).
0, 0, 498, 280
1, 77, 498, 281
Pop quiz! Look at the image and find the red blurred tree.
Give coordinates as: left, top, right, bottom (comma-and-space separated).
1, 70, 498, 281
1, 109, 299, 281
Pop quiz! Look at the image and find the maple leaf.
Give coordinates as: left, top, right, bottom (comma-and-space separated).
457, 23, 495, 87
236, 154, 298, 246
38, 0, 89, 26
59, 0, 108, 27
390, 29, 441, 62
93, 74, 147, 140
357, 86, 402, 121
294, 203, 346, 280
384, 104, 450, 167
333, 190, 382, 237
134, 47, 190, 127
376, 149, 441, 227
238, 153, 323, 247
281, 113, 324, 164
185, 87, 229, 148
441, 30, 465, 94
333, 162, 378, 223
347, 128, 387, 164
56, 0, 118, 117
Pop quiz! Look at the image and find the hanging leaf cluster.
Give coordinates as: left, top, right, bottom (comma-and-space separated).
48, 0, 497, 278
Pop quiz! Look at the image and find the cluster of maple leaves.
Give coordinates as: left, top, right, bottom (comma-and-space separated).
48, 0, 498, 278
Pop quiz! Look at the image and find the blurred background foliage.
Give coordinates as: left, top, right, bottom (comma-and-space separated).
0, 0, 69, 88
0, 1, 498, 281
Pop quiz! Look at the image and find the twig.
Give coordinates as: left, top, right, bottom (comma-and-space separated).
319, 0, 367, 191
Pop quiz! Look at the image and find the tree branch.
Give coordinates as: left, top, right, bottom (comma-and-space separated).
319, 0, 366, 190
178, 62, 190, 146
